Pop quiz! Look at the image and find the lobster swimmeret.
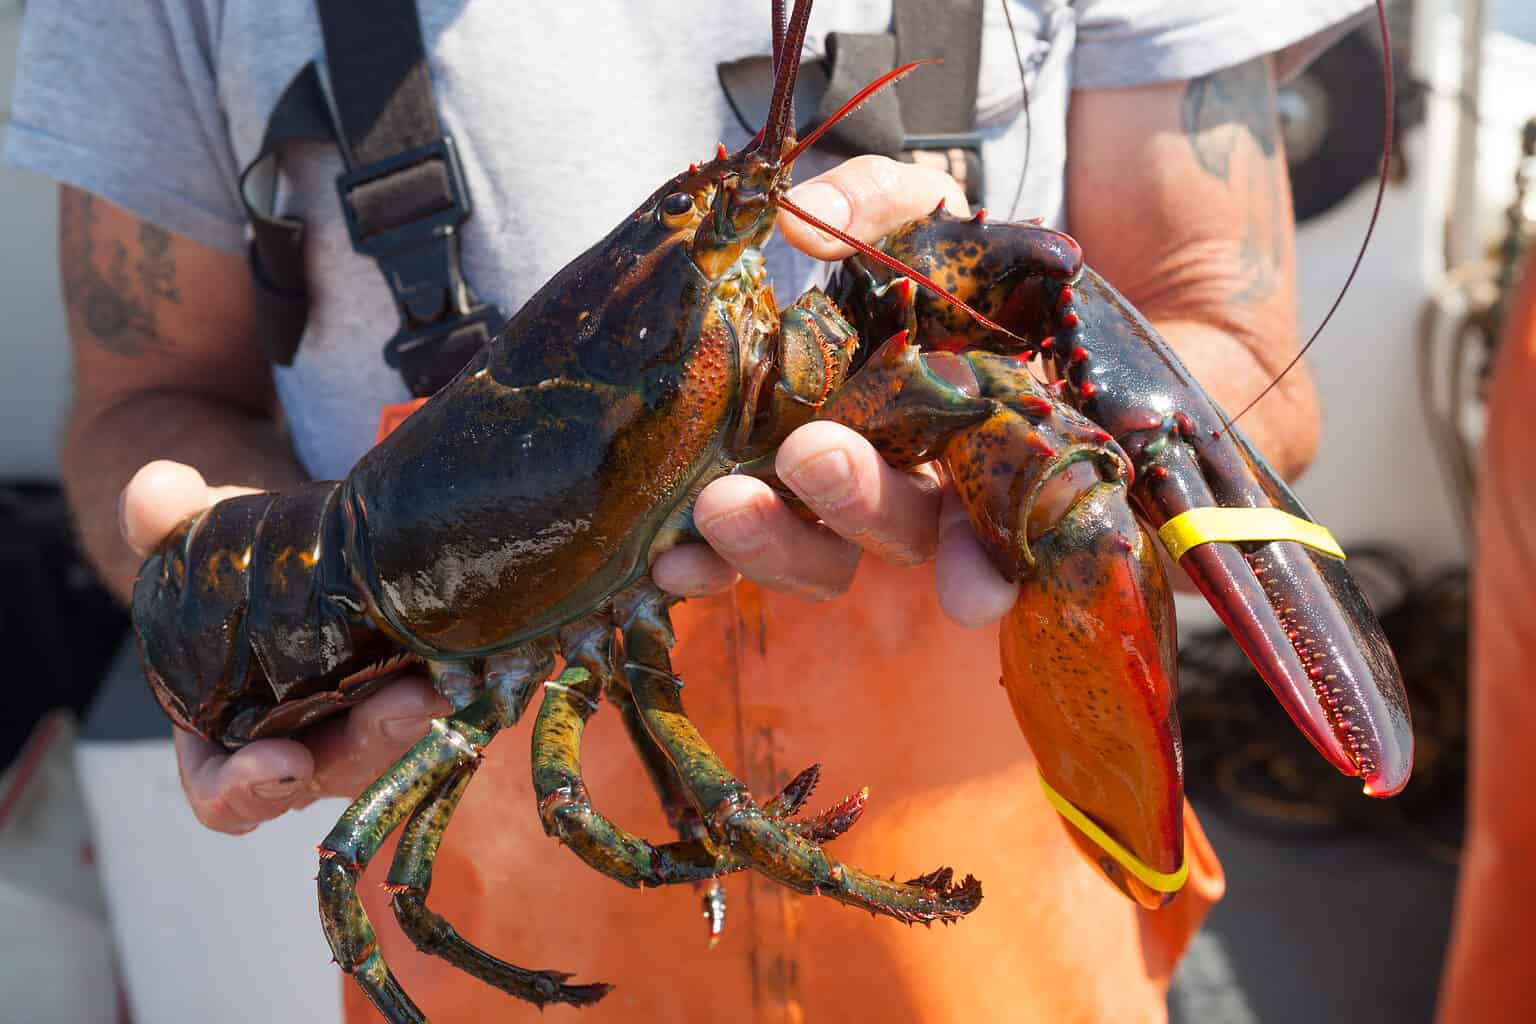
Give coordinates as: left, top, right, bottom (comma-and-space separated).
131, 1, 1411, 1018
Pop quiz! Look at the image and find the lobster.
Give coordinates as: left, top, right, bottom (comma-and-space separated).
131, 0, 1411, 1019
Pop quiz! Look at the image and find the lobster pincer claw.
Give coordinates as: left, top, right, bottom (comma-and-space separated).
1046, 268, 1413, 797
927, 352, 1185, 908
999, 478, 1186, 910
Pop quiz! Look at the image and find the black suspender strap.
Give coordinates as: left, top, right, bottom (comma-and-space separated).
241, 64, 331, 369
892, 0, 985, 205
716, 0, 987, 205
239, 0, 502, 397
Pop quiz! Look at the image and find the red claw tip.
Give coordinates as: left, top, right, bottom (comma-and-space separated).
1060, 286, 1074, 304
688, 162, 699, 173
716, 142, 729, 160
1061, 311, 1080, 328
1026, 433, 1057, 457
935, 196, 948, 212
1070, 346, 1088, 364
1039, 335, 1055, 351
1078, 381, 1099, 399
974, 207, 988, 222
1149, 465, 1170, 480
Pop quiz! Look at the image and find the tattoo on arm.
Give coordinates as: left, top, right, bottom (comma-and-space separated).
1181, 59, 1277, 179
1182, 59, 1283, 304
59, 191, 181, 357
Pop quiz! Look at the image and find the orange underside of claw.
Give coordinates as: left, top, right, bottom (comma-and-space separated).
998, 491, 1185, 910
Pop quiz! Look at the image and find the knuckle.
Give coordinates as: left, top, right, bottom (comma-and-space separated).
195, 798, 249, 835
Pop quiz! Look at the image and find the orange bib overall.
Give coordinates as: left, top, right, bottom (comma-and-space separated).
1437, 254, 1536, 1023
344, 560, 1223, 1023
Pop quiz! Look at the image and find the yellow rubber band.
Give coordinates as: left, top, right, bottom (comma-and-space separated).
1157, 507, 1345, 563
1037, 773, 1189, 894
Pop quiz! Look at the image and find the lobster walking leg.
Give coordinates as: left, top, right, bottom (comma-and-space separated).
385, 768, 606, 1006
532, 667, 866, 889
609, 673, 730, 934
608, 687, 865, 845
317, 656, 609, 1022
618, 582, 983, 924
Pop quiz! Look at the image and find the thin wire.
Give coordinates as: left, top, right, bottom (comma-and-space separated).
1000, 0, 1033, 220
774, 192, 1029, 345
783, 60, 939, 164
1221, 0, 1393, 435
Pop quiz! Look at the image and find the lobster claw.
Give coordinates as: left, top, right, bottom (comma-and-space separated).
1053, 269, 1413, 797
933, 352, 1187, 908
997, 478, 1185, 910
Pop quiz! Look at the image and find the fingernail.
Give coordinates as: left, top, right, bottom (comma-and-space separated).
784, 449, 855, 510
251, 776, 303, 800
698, 506, 767, 554
117, 487, 132, 545
786, 182, 851, 236
380, 716, 434, 743
938, 495, 972, 540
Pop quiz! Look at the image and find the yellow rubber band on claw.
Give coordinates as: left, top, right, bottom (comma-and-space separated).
1037, 773, 1189, 894
1157, 507, 1345, 563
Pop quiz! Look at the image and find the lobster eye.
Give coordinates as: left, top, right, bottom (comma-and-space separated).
661, 191, 695, 226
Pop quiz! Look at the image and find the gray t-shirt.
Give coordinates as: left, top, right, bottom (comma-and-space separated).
6, 0, 1369, 480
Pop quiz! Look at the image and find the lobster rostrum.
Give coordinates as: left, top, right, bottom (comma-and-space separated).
132, 0, 1412, 1017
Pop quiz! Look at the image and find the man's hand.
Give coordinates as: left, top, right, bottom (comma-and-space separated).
123, 460, 450, 834
650, 156, 1019, 628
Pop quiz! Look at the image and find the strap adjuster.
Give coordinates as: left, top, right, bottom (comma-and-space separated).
336, 135, 472, 325
336, 135, 500, 396
901, 132, 985, 207
337, 135, 471, 256
383, 302, 502, 398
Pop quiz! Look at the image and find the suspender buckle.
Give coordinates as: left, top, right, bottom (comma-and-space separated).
382, 301, 502, 397
901, 132, 986, 208
336, 135, 499, 396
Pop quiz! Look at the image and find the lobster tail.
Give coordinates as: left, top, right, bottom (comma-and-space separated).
133, 481, 401, 747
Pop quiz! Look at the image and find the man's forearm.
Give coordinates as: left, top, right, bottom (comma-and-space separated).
63, 391, 304, 603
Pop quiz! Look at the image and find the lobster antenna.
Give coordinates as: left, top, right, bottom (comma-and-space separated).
775, 191, 1029, 346
771, 0, 787, 74
1001, 0, 1033, 220
1221, 0, 1393, 435
758, 0, 815, 155
783, 59, 940, 165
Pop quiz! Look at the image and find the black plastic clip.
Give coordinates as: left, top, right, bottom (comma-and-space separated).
902, 131, 986, 208
336, 135, 501, 396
